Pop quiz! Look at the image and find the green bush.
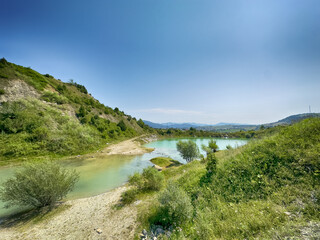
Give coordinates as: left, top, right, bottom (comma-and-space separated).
117, 120, 127, 131
129, 167, 164, 192
156, 182, 193, 227
0, 89, 5, 95
0, 161, 79, 209
41, 91, 68, 104
121, 188, 138, 204
142, 167, 164, 191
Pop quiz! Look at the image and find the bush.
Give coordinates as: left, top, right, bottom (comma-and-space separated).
0, 161, 79, 209
156, 182, 193, 227
0, 89, 5, 95
117, 120, 127, 131
121, 188, 138, 204
41, 91, 68, 104
128, 167, 164, 192
142, 167, 164, 191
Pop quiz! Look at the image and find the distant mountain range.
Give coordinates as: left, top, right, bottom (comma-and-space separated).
143, 113, 320, 131
143, 120, 250, 129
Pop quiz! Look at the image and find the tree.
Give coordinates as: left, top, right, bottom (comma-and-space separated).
0, 161, 79, 209
176, 140, 200, 163
117, 120, 127, 131
201, 139, 218, 154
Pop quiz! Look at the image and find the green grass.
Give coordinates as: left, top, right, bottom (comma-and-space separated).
150, 157, 182, 168
133, 118, 320, 239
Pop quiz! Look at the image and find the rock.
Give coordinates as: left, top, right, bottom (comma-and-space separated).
155, 227, 165, 235
142, 229, 147, 236
284, 211, 291, 216
94, 228, 102, 234
134, 200, 142, 205
153, 165, 162, 171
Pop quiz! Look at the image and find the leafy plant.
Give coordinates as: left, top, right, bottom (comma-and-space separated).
156, 182, 193, 227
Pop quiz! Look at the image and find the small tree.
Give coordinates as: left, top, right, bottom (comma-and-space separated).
176, 140, 200, 163
201, 139, 218, 154
117, 120, 127, 131
0, 161, 79, 209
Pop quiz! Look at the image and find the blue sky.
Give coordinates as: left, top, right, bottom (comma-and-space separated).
1, 0, 320, 124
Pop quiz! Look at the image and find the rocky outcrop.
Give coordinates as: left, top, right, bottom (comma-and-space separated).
0, 79, 39, 103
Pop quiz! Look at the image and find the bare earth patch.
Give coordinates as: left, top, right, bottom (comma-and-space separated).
92, 136, 155, 157
0, 187, 137, 240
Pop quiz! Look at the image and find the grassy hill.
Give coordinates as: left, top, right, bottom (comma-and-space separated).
0, 58, 152, 165
133, 118, 320, 239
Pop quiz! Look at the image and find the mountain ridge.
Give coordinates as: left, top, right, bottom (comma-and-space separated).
144, 113, 320, 131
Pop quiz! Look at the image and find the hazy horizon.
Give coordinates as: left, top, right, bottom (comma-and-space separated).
1, 0, 320, 124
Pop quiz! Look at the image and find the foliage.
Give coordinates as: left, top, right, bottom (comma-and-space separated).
122, 167, 164, 204
201, 139, 218, 154
176, 140, 200, 163
0, 99, 104, 159
41, 91, 68, 104
68, 79, 88, 94
0, 161, 79, 208
129, 167, 164, 192
137, 118, 320, 239
0, 89, 5, 95
117, 120, 127, 131
121, 188, 138, 204
200, 153, 217, 185
155, 182, 193, 227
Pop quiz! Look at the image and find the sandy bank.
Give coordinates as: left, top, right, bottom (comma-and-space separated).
0, 187, 138, 240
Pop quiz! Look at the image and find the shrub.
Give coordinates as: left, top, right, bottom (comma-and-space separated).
142, 167, 164, 191
117, 120, 127, 131
121, 188, 138, 204
41, 91, 68, 104
129, 167, 164, 192
0, 161, 79, 209
0, 89, 5, 95
156, 182, 193, 227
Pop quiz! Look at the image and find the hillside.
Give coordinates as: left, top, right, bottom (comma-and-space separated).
133, 118, 320, 239
0, 58, 151, 164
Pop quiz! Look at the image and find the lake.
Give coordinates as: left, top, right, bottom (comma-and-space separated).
0, 137, 247, 219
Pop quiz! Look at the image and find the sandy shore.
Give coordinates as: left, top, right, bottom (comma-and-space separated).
102, 135, 155, 155
0, 135, 157, 240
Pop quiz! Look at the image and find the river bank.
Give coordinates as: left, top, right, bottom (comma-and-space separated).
0, 135, 158, 239
0, 186, 138, 240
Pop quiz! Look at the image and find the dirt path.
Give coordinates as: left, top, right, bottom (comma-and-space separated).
0, 187, 138, 240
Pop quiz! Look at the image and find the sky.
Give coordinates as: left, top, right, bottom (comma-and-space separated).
1, 0, 320, 124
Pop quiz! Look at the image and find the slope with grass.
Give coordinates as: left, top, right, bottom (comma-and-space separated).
0, 58, 153, 165
131, 118, 320, 239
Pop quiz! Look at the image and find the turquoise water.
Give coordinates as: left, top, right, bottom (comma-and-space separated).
0, 138, 247, 219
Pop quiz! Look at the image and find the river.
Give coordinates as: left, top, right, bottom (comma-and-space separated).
0, 137, 247, 219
